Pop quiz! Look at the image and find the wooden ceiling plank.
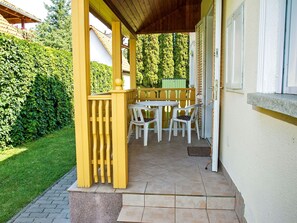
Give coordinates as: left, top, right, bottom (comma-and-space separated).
102, 0, 137, 37
136, 0, 149, 30
142, 0, 153, 27
102, 0, 201, 34
128, 0, 145, 26
138, 3, 200, 34
120, 0, 141, 30
114, 0, 136, 30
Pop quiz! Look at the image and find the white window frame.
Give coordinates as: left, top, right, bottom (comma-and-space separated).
257, 0, 297, 95
225, 3, 244, 90
283, 0, 297, 94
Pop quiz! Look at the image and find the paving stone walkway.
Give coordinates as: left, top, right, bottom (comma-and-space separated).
8, 168, 77, 223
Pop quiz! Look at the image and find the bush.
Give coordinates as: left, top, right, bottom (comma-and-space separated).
90, 61, 112, 93
0, 33, 73, 148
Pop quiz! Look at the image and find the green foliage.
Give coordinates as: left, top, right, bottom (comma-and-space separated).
0, 125, 75, 222
136, 33, 189, 87
143, 34, 159, 87
158, 34, 174, 81
0, 33, 73, 148
173, 33, 189, 79
136, 35, 144, 85
90, 62, 112, 93
35, 0, 72, 51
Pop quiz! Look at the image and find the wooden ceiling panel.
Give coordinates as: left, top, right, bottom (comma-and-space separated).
103, 0, 201, 34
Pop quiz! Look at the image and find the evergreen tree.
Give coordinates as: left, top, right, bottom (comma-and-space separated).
143, 34, 159, 87
173, 33, 189, 79
158, 34, 174, 83
136, 35, 144, 85
35, 0, 72, 51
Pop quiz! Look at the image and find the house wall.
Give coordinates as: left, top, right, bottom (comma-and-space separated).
215, 0, 297, 222
90, 30, 112, 66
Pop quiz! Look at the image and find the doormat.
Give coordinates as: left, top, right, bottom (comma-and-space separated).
187, 146, 211, 157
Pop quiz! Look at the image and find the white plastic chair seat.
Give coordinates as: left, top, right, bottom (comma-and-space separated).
127, 104, 160, 146
168, 104, 201, 144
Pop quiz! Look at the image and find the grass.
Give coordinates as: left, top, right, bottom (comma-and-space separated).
0, 125, 76, 223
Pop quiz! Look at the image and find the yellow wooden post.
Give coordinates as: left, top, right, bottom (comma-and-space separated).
129, 38, 137, 89
112, 22, 122, 89
111, 79, 128, 188
71, 0, 92, 187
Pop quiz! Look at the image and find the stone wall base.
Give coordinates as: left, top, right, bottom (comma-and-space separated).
69, 185, 122, 223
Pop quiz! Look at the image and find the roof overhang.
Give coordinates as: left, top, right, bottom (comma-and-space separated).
0, 1, 41, 24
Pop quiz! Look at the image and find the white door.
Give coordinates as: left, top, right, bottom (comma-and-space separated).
205, 15, 214, 139
211, 0, 222, 172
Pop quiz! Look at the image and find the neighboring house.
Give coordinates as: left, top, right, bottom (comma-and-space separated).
0, 0, 40, 28
90, 25, 130, 90
70, 0, 297, 223
0, 0, 40, 39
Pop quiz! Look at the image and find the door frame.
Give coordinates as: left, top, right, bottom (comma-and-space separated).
211, 0, 222, 172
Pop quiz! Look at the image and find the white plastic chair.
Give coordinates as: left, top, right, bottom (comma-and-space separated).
168, 104, 200, 144
127, 104, 160, 146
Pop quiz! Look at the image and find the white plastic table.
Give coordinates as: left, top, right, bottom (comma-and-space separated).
137, 100, 179, 141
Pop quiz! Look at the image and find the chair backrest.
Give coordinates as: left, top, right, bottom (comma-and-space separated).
128, 104, 146, 123
185, 104, 199, 122
190, 104, 199, 121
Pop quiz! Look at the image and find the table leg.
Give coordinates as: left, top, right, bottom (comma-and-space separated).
158, 106, 162, 141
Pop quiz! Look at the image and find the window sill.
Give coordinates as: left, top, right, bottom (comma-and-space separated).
247, 93, 297, 118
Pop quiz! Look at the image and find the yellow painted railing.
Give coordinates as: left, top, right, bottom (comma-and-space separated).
87, 88, 195, 188
137, 88, 196, 127
88, 94, 112, 184
87, 89, 137, 188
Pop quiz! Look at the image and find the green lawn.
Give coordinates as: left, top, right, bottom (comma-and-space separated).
0, 125, 76, 223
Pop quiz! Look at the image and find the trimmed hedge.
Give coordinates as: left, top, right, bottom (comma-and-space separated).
0, 33, 112, 148
90, 61, 112, 94
0, 33, 73, 148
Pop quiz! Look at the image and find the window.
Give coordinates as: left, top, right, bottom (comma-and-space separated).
225, 4, 244, 90
283, 0, 297, 94
257, 0, 297, 95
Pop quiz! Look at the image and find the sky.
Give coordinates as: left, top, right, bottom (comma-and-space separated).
6, 0, 110, 32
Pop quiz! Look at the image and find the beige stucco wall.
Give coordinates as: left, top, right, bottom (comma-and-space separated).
218, 0, 297, 222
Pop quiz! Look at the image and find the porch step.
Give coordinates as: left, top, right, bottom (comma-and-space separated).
117, 194, 236, 222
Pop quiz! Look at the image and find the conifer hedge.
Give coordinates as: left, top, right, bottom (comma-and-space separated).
0, 33, 73, 148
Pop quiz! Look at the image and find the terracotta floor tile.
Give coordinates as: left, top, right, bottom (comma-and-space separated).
142, 207, 175, 223
145, 182, 175, 194
116, 181, 147, 194
176, 209, 209, 223
117, 206, 144, 222
207, 210, 239, 223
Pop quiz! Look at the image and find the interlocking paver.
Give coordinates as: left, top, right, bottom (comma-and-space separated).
9, 168, 77, 223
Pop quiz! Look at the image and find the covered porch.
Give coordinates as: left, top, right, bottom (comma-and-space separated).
70, 132, 238, 222
69, 0, 240, 222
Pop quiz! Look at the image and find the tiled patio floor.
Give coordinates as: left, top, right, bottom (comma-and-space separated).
116, 131, 239, 223
124, 131, 235, 197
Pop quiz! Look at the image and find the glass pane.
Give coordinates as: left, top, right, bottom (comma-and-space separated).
288, 0, 297, 88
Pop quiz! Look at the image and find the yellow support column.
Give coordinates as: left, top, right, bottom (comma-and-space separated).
111, 79, 128, 188
129, 38, 136, 89
71, 0, 92, 187
112, 22, 122, 89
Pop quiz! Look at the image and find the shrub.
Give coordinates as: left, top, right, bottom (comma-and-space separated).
0, 33, 73, 148
90, 61, 112, 93
0, 33, 112, 148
